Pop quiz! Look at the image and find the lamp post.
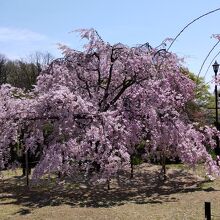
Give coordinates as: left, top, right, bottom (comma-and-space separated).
213, 60, 220, 155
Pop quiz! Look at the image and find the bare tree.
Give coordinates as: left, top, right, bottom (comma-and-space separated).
27, 51, 54, 73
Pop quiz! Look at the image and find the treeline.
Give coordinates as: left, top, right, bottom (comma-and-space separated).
0, 52, 54, 90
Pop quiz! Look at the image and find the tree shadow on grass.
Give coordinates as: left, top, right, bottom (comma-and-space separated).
0, 164, 218, 215
15, 208, 31, 215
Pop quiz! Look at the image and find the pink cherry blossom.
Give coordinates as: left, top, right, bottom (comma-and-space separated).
0, 29, 219, 183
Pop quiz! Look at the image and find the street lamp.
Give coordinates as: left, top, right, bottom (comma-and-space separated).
212, 60, 220, 155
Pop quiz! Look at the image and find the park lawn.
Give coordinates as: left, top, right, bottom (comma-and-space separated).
1, 164, 220, 220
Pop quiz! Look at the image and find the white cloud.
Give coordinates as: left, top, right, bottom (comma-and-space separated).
0, 27, 47, 42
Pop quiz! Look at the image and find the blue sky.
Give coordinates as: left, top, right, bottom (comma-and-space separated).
1, 0, 220, 89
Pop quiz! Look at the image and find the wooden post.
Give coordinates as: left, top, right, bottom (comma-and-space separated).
205, 202, 211, 220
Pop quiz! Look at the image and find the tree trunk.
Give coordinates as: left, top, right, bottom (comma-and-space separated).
25, 149, 30, 188
130, 162, 134, 179
161, 155, 167, 181
107, 179, 110, 190
130, 155, 134, 179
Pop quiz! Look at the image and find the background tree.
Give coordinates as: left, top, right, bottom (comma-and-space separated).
181, 69, 215, 125
0, 54, 7, 85
0, 52, 54, 90
5, 60, 38, 90
27, 51, 54, 73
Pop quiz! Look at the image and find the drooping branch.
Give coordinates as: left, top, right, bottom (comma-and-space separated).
98, 47, 117, 111
1, 113, 94, 123
75, 68, 92, 98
